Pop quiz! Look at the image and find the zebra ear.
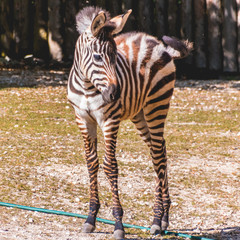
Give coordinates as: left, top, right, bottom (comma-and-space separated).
109, 9, 132, 35
91, 11, 107, 37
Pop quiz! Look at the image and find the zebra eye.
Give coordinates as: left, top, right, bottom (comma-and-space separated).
93, 54, 102, 62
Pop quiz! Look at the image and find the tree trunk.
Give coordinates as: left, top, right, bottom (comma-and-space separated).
222, 0, 237, 72
95, 0, 106, 9
63, 0, 78, 62
13, 0, 32, 58
181, 0, 192, 39
237, 0, 240, 72
75, 0, 89, 10
1, 0, 240, 74
33, 0, 49, 60
154, 0, 168, 38
168, 0, 180, 37
48, 0, 63, 62
194, 0, 207, 68
122, 0, 136, 32
0, 0, 14, 58
181, 0, 193, 64
107, 0, 122, 16
206, 0, 222, 71
138, 0, 154, 35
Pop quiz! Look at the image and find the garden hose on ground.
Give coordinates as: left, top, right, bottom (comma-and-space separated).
0, 201, 214, 240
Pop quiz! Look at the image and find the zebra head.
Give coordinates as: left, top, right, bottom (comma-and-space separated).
76, 7, 131, 103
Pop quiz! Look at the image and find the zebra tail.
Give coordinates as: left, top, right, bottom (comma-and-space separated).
162, 35, 193, 59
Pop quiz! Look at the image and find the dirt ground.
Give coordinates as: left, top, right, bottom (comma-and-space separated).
0, 69, 239, 240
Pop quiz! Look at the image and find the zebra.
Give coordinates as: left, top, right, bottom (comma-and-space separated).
67, 6, 192, 240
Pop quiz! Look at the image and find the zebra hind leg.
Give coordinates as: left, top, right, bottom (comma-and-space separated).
131, 111, 171, 233
150, 138, 171, 234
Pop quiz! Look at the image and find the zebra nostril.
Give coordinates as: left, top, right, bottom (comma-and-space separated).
102, 84, 119, 103
110, 93, 114, 100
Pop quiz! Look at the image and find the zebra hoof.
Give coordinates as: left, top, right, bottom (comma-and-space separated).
114, 229, 125, 239
161, 220, 169, 230
82, 223, 95, 233
150, 224, 161, 235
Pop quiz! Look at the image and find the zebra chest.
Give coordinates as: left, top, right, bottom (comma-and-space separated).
71, 94, 105, 121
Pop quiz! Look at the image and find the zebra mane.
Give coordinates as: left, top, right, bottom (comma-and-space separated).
76, 6, 111, 35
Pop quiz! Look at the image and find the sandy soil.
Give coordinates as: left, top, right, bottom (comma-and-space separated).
0, 69, 239, 239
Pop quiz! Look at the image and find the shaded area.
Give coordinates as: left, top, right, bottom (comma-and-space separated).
1, 69, 240, 89
0, 69, 68, 88
1, 0, 240, 77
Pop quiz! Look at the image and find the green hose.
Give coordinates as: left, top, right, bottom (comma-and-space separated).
0, 201, 214, 240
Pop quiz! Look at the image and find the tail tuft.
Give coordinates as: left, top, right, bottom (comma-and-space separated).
162, 36, 193, 59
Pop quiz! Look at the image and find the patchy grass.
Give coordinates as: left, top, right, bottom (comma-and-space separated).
0, 77, 240, 239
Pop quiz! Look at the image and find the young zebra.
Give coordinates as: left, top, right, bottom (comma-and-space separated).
67, 6, 192, 239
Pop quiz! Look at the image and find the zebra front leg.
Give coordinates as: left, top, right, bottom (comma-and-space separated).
78, 120, 100, 233
103, 123, 124, 240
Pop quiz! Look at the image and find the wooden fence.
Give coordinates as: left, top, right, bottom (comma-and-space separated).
1, 0, 240, 76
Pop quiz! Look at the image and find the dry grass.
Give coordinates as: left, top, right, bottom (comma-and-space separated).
0, 70, 240, 239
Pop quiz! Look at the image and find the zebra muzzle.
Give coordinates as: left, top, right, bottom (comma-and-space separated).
102, 84, 119, 103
